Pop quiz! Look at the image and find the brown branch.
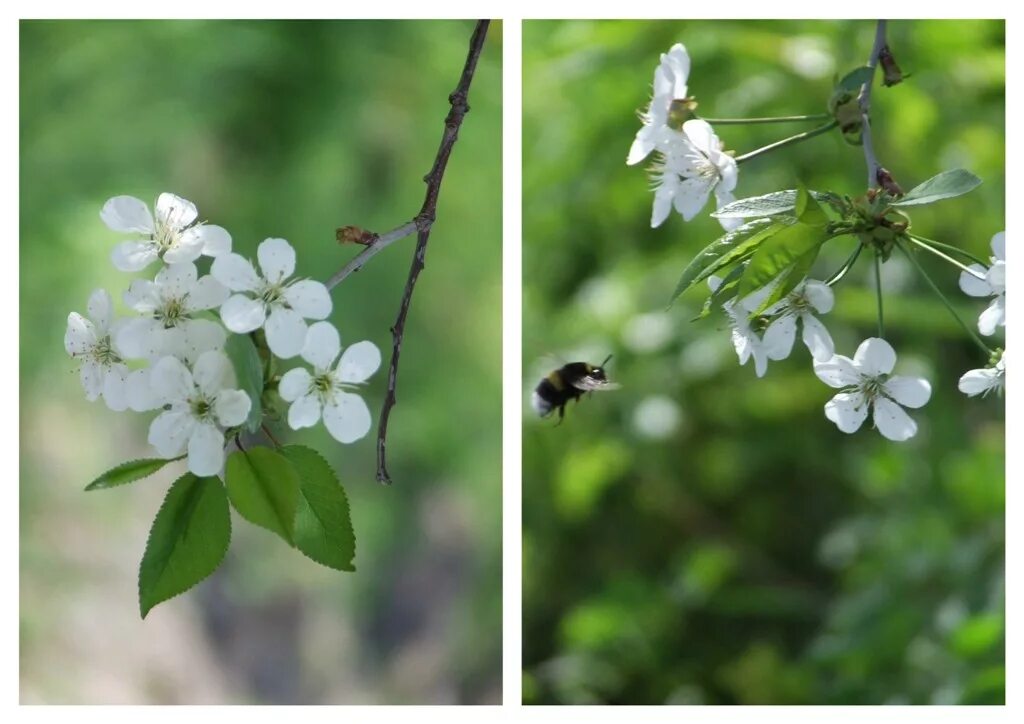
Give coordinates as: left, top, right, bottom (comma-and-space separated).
326, 220, 419, 290
858, 19, 888, 188
374, 19, 490, 485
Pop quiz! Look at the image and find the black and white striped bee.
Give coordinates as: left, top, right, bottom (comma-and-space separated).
531, 355, 620, 421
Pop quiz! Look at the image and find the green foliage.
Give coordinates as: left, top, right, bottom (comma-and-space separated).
713, 189, 829, 219
225, 447, 301, 546
892, 169, 983, 207
837, 66, 874, 92
84, 456, 182, 491
283, 444, 357, 572
524, 18, 1004, 705
225, 333, 264, 433
138, 473, 231, 618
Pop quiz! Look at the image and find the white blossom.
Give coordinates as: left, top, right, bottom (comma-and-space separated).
627, 43, 691, 166
101, 193, 231, 272
762, 280, 836, 362
278, 322, 380, 443
959, 231, 1005, 336
650, 120, 740, 231
117, 262, 229, 363
814, 337, 931, 442
959, 351, 1005, 398
147, 351, 251, 476
64, 289, 130, 411
709, 275, 772, 377
212, 238, 332, 359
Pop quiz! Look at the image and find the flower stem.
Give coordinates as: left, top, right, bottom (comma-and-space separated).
907, 234, 988, 268
896, 239, 993, 355
874, 250, 885, 338
700, 113, 832, 125
905, 235, 986, 279
734, 120, 839, 165
824, 241, 864, 286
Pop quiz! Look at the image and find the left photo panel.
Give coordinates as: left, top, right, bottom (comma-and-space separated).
20, 19, 502, 704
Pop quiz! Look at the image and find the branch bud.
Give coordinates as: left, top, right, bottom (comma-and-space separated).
337, 225, 378, 246
878, 44, 904, 87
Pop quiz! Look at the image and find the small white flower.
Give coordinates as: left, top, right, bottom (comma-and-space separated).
959, 231, 1005, 336
627, 43, 691, 166
709, 275, 772, 377
959, 351, 1005, 398
101, 193, 232, 272
814, 337, 932, 442
650, 120, 739, 231
117, 262, 229, 363
278, 322, 380, 443
147, 351, 251, 476
212, 238, 332, 359
762, 280, 836, 362
64, 289, 130, 411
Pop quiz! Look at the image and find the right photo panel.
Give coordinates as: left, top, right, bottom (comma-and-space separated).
522, 19, 1005, 705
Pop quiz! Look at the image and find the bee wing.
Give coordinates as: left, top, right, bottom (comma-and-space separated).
571, 377, 621, 392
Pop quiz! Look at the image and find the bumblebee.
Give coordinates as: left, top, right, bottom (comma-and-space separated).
531, 355, 619, 421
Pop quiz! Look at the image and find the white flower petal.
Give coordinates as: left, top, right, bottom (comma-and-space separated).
283, 280, 332, 320
101, 364, 129, 411
187, 422, 225, 477
800, 313, 835, 362
155, 192, 198, 230
86, 289, 113, 333
219, 294, 266, 334
660, 43, 690, 98
116, 318, 166, 360
337, 341, 382, 384
150, 355, 194, 403
80, 360, 104, 401
180, 319, 226, 363
148, 410, 195, 458
192, 349, 234, 395
265, 307, 308, 359
885, 375, 931, 409
214, 389, 251, 427
627, 127, 657, 166
803, 280, 834, 314
987, 261, 1005, 294
672, 177, 713, 221
322, 392, 372, 443
257, 238, 296, 283
958, 264, 992, 297
651, 179, 676, 228
155, 262, 198, 300
186, 275, 229, 312
959, 367, 1000, 397
123, 279, 159, 313
65, 312, 96, 357
161, 233, 205, 265
978, 297, 1005, 336
681, 119, 716, 155
763, 315, 797, 361
278, 368, 313, 402
211, 253, 262, 292
100, 195, 154, 234
991, 231, 1005, 261
288, 394, 323, 430
111, 240, 158, 272
126, 368, 161, 411
301, 321, 341, 369
181, 224, 231, 258
814, 354, 860, 388
853, 337, 896, 376
824, 391, 868, 433
873, 397, 917, 441
750, 346, 769, 378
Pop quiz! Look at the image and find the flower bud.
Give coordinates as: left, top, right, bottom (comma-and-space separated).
876, 168, 904, 197
879, 45, 904, 87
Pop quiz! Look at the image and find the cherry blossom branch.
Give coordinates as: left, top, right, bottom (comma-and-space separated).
858, 20, 888, 188
375, 19, 490, 485
701, 113, 831, 125
325, 221, 419, 290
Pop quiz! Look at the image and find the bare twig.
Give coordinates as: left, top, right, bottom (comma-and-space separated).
858, 20, 888, 188
326, 220, 419, 290
374, 19, 490, 485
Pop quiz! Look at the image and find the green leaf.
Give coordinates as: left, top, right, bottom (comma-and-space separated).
225, 333, 263, 433
282, 445, 356, 572
85, 456, 182, 491
712, 190, 835, 219
138, 473, 231, 618
749, 244, 822, 317
837, 65, 874, 92
693, 264, 745, 321
225, 447, 301, 545
670, 218, 787, 303
738, 221, 829, 298
891, 169, 982, 207
796, 184, 829, 227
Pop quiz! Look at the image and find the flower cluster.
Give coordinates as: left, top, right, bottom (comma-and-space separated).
65, 193, 380, 475
957, 231, 1006, 398
627, 43, 741, 231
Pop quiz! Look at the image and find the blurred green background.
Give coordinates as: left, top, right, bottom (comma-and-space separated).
523, 19, 1004, 705
20, 19, 501, 704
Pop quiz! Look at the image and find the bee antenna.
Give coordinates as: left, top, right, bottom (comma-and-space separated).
600, 354, 613, 367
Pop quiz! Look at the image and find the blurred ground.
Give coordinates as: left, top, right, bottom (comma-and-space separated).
522, 19, 1004, 705
20, 19, 501, 704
